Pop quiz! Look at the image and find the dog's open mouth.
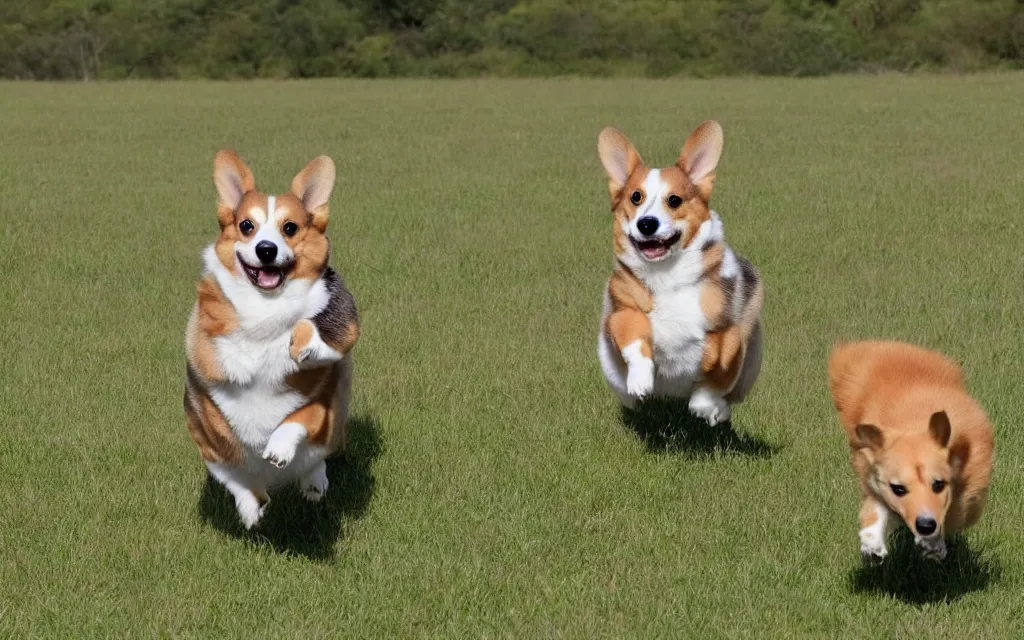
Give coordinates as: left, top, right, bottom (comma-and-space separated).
238, 253, 290, 290
631, 232, 682, 261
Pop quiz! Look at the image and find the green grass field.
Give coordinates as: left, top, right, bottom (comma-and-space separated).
2, 75, 1024, 637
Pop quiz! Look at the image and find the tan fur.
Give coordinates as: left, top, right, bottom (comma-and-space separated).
829, 340, 994, 538
859, 496, 884, 529
335, 321, 361, 355
184, 277, 238, 381
605, 264, 654, 359
215, 191, 269, 273
213, 150, 255, 229
280, 365, 341, 448
272, 192, 332, 281
290, 319, 316, 360
184, 375, 244, 465
701, 327, 744, 391
606, 309, 653, 359
195, 276, 238, 336
291, 155, 335, 233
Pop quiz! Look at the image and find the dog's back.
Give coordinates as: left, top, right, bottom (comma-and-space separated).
828, 341, 963, 438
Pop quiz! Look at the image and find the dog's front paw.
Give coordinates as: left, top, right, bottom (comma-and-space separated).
235, 492, 269, 530
626, 360, 655, 399
918, 538, 947, 562
859, 529, 888, 565
688, 389, 731, 426
299, 461, 329, 503
261, 423, 307, 469
290, 319, 316, 363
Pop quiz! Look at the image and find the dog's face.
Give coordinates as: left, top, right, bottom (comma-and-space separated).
212, 151, 335, 292
856, 411, 969, 542
597, 121, 723, 263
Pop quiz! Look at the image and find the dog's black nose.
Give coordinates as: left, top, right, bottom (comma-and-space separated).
637, 216, 659, 236
915, 516, 938, 536
255, 241, 278, 265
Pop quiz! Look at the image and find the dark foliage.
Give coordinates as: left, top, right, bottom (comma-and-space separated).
1, 0, 1021, 79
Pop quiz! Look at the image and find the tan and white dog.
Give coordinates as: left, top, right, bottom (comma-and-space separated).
829, 341, 994, 563
184, 150, 359, 529
596, 121, 763, 424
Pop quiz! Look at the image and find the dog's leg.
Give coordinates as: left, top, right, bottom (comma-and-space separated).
206, 462, 270, 530
262, 401, 332, 469
290, 319, 344, 368
690, 326, 744, 426
299, 459, 329, 502
687, 386, 731, 426
859, 497, 892, 565
607, 310, 654, 400
261, 422, 309, 469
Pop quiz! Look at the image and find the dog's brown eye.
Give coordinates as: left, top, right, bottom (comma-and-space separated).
890, 483, 907, 497
282, 221, 299, 237
239, 219, 254, 236
667, 195, 683, 209
932, 479, 946, 493
630, 190, 643, 205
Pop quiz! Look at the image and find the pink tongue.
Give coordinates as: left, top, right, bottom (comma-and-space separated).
642, 245, 667, 259
257, 269, 282, 289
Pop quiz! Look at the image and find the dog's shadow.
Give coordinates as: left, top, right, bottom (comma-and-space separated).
849, 529, 1000, 604
197, 415, 382, 562
620, 398, 776, 458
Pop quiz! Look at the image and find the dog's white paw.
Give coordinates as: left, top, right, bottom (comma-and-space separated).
235, 492, 269, 530
859, 528, 888, 565
299, 462, 329, 503
688, 389, 731, 426
626, 360, 655, 399
261, 423, 307, 470
918, 538, 947, 562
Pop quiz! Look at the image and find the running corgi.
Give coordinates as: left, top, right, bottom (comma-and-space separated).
184, 150, 359, 529
829, 341, 994, 563
596, 121, 763, 424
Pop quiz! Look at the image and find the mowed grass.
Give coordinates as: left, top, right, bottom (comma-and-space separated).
2, 75, 1024, 637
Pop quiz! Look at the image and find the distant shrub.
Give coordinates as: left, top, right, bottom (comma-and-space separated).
0, 0, 1020, 79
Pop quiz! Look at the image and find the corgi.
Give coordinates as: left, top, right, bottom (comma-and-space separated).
596, 121, 764, 424
184, 150, 359, 529
828, 340, 994, 563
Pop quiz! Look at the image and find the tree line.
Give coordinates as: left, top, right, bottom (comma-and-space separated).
1, 0, 1021, 80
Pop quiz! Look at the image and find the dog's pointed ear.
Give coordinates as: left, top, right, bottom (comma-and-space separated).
677, 120, 723, 201
598, 127, 643, 202
214, 150, 255, 208
214, 150, 255, 228
855, 423, 885, 452
949, 436, 971, 473
292, 155, 336, 232
928, 411, 952, 448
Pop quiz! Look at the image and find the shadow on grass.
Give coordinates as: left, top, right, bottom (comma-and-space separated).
849, 528, 1000, 604
197, 415, 381, 562
620, 398, 776, 459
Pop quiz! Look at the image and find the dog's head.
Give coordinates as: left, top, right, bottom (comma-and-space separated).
597, 121, 723, 263
212, 151, 335, 292
856, 411, 970, 542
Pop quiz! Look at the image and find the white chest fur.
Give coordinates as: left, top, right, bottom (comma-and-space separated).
201, 246, 331, 451
620, 217, 721, 388
209, 333, 306, 450
648, 283, 707, 381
